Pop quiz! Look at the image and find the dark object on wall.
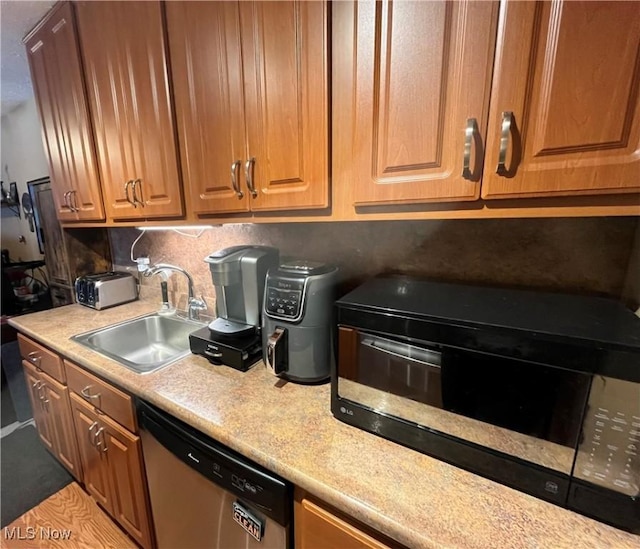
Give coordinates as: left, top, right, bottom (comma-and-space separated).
26, 177, 112, 307
21, 193, 34, 232
27, 177, 51, 254
0, 181, 20, 218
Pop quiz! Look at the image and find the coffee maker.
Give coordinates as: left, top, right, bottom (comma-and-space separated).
189, 246, 279, 370
262, 259, 338, 383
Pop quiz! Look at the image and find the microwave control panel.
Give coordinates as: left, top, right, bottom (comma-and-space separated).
574, 376, 639, 497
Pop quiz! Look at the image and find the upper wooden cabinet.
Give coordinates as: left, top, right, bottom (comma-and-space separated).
24, 2, 105, 222
166, 1, 329, 215
336, 0, 640, 208
75, 1, 183, 220
337, 0, 499, 205
482, 1, 640, 199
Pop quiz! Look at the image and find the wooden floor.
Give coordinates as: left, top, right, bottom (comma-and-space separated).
2, 483, 137, 549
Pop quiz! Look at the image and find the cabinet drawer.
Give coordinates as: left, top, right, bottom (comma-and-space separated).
65, 360, 136, 432
17, 333, 65, 383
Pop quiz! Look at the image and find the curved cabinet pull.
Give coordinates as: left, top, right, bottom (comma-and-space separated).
39, 383, 49, 410
496, 111, 513, 176
124, 180, 137, 207
28, 351, 41, 367
63, 191, 72, 211
93, 426, 107, 453
98, 427, 107, 453
70, 190, 79, 212
88, 421, 99, 447
230, 160, 243, 199
244, 158, 258, 198
132, 178, 145, 207
462, 118, 478, 180
81, 385, 101, 401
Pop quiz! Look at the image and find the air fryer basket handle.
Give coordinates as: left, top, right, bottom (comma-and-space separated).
266, 327, 287, 376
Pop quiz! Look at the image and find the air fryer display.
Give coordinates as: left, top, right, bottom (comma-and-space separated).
266, 287, 302, 319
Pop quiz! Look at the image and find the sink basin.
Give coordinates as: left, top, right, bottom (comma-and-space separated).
72, 314, 203, 373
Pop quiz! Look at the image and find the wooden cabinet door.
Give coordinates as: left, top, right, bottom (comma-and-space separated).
295, 494, 393, 549
338, 1, 498, 206
240, 1, 329, 211
70, 393, 112, 514
166, 1, 250, 215
24, 2, 105, 222
76, 0, 183, 220
102, 417, 154, 549
22, 362, 54, 452
482, 1, 640, 199
42, 375, 82, 481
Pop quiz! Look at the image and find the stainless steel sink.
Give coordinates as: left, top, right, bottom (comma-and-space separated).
72, 314, 203, 373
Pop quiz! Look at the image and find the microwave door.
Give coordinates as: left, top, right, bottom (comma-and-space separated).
358, 336, 443, 406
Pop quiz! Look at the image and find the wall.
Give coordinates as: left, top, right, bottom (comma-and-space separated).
0, 97, 49, 262
110, 217, 640, 314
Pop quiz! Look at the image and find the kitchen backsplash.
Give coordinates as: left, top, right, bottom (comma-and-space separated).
109, 217, 639, 314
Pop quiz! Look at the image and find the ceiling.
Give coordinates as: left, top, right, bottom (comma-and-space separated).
1, 0, 56, 116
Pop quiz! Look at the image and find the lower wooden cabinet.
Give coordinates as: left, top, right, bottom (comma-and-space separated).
22, 360, 82, 481
69, 391, 154, 549
295, 489, 399, 549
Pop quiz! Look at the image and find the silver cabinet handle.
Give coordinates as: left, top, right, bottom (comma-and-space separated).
98, 427, 107, 453
88, 421, 99, 447
27, 351, 41, 367
81, 385, 101, 401
230, 160, 243, 198
132, 178, 144, 207
70, 190, 79, 212
33, 380, 44, 403
462, 118, 478, 180
124, 180, 136, 207
63, 191, 72, 211
244, 157, 258, 198
40, 383, 49, 409
496, 111, 513, 176
94, 426, 107, 452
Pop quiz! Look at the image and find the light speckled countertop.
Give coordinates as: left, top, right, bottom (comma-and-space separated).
9, 303, 640, 549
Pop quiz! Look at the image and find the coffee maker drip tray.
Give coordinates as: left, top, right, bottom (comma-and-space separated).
189, 326, 262, 372
208, 317, 257, 338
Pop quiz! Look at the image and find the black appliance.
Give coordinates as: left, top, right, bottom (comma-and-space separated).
333, 276, 640, 533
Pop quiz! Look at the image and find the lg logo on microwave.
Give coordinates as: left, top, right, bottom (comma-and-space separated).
340, 406, 354, 416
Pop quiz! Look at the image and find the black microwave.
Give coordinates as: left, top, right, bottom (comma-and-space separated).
333, 276, 640, 533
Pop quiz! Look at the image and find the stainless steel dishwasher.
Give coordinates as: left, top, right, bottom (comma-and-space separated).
137, 400, 291, 549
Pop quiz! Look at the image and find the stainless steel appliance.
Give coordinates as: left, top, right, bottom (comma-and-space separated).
262, 260, 338, 383
74, 271, 137, 309
138, 400, 291, 549
333, 276, 640, 533
190, 246, 279, 370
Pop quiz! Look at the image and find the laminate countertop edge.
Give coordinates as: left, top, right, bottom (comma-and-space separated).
9, 303, 640, 549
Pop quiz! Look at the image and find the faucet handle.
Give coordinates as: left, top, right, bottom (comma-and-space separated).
188, 296, 208, 320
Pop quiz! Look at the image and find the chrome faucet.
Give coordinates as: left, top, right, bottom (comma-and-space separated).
143, 263, 207, 321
